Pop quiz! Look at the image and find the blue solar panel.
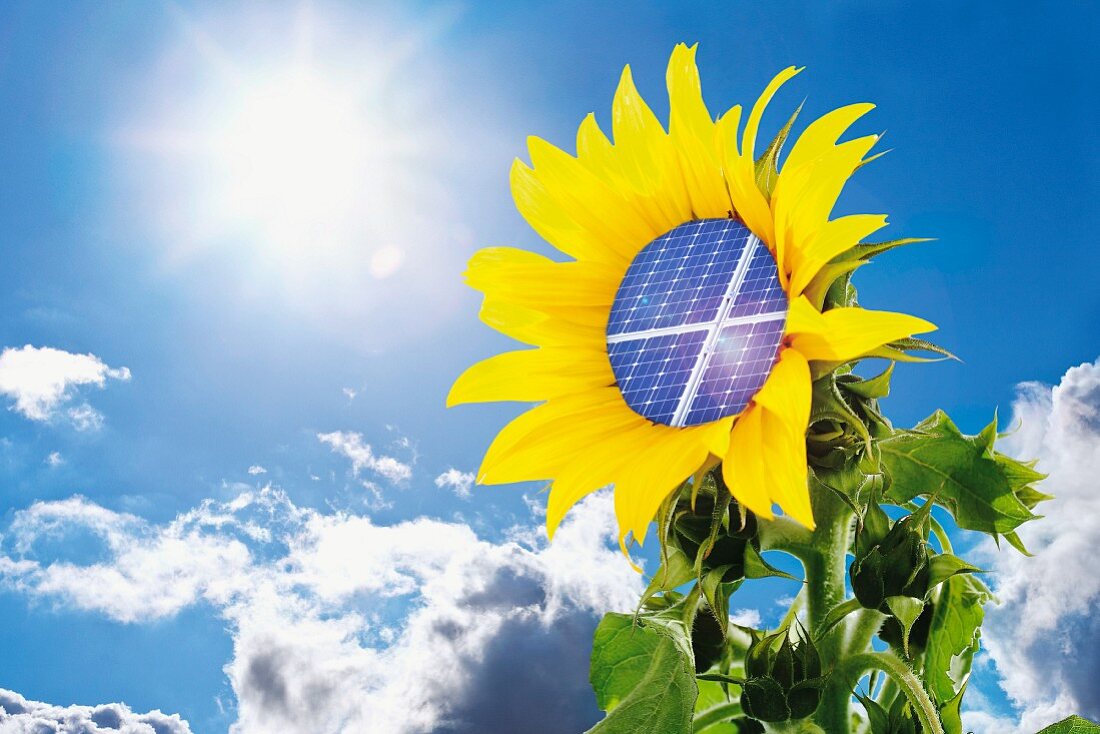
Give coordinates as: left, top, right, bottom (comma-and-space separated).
607, 220, 746, 336
606, 218, 788, 427
607, 331, 709, 426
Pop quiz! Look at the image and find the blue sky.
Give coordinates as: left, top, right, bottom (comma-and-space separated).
0, 2, 1097, 732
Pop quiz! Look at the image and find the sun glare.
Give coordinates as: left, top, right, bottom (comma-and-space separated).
213, 71, 368, 244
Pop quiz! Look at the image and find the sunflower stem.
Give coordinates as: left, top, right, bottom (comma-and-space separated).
827, 652, 944, 734
803, 488, 855, 732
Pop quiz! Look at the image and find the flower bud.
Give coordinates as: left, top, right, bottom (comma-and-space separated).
740, 625, 827, 723
672, 493, 759, 584
850, 506, 931, 611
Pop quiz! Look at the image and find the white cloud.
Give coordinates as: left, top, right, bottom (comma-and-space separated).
317, 431, 412, 485
730, 609, 762, 628
45, 451, 64, 467
964, 358, 1100, 732
0, 486, 640, 734
434, 468, 475, 499
0, 345, 130, 427
0, 687, 192, 733
67, 402, 105, 431
248, 465, 267, 475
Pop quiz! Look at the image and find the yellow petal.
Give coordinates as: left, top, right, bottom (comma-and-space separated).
782, 102, 875, 174
753, 349, 814, 527
479, 299, 605, 348
772, 135, 878, 283
527, 136, 657, 258
786, 296, 936, 363
666, 43, 730, 218
753, 348, 811, 434
510, 159, 626, 266
448, 347, 613, 406
743, 66, 802, 163
546, 421, 660, 538
465, 247, 621, 308
482, 396, 646, 485
477, 390, 620, 481
787, 214, 888, 298
697, 415, 735, 458
616, 427, 711, 545
717, 105, 773, 245
722, 406, 774, 519
576, 112, 678, 236
612, 65, 692, 226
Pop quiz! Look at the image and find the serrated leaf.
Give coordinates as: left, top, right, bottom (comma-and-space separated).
588, 612, 697, 734
1036, 715, 1100, 733
880, 410, 1036, 538
923, 574, 990, 703
1002, 530, 1034, 556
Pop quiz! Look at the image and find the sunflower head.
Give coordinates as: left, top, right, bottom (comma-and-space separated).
449, 43, 936, 557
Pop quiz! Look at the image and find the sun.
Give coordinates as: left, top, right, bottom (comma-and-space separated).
211, 69, 369, 247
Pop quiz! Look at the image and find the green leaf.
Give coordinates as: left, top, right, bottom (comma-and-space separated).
1036, 715, 1100, 733
880, 411, 1037, 539
939, 683, 966, 734
816, 597, 863, 641
927, 553, 982, 590
588, 612, 697, 734
810, 372, 872, 448
742, 542, 799, 582
843, 363, 895, 400
923, 574, 991, 704
884, 595, 925, 658
755, 103, 802, 200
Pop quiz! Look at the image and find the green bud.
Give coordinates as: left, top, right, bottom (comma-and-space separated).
740, 625, 827, 723
672, 490, 760, 584
850, 507, 931, 611
691, 604, 726, 674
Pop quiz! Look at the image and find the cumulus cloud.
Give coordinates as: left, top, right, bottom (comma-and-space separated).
247, 465, 267, 475
0, 687, 192, 733
45, 451, 64, 467
964, 358, 1100, 733
0, 486, 640, 734
317, 430, 412, 484
434, 468, 475, 499
0, 345, 130, 428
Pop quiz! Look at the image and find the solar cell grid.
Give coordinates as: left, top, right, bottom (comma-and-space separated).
606, 218, 789, 427
606, 220, 747, 336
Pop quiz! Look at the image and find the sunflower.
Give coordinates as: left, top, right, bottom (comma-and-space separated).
448, 44, 934, 553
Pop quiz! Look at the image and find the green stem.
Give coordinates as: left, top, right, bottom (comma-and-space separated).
803, 489, 854, 733
844, 608, 885, 656
692, 702, 743, 733
829, 652, 943, 734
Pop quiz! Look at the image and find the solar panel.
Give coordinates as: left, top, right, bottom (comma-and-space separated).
606, 218, 788, 427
